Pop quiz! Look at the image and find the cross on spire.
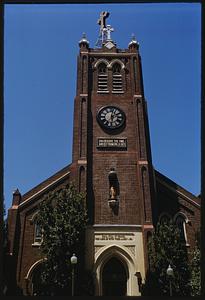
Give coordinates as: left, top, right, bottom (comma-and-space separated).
97, 11, 110, 31
96, 11, 115, 47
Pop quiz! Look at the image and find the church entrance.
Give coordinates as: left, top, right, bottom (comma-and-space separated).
102, 257, 127, 296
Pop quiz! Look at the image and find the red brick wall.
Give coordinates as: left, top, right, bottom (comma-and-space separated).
72, 45, 155, 227
155, 172, 200, 250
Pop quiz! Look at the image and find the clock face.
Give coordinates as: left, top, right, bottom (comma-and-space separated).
97, 106, 125, 130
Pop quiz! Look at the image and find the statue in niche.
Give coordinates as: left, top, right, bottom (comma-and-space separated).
110, 186, 116, 199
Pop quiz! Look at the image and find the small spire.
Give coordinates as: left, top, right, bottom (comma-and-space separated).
128, 33, 139, 50
13, 188, 20, 195
12, 188, 21, 206
79, 32, 89, 46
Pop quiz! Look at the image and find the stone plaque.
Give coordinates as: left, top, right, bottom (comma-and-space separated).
97, 138, 127, 149
95, 233, 134, 241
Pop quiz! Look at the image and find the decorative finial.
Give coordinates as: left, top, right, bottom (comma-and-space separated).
128, 33, 139, 49
79, 32, 89, 46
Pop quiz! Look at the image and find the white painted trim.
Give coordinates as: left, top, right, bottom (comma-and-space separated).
78, 159, 87, 164
94, 59, 109, 69
174, 213, 189, 246
112, 91, 124, 94
138, 160, 148, 165
173, 211, 190, 224
108, 59, 125, 69
30, 210, 39, 222
19, 171, 70, 208
25, 258, 45, 280
97, 90, 109, 93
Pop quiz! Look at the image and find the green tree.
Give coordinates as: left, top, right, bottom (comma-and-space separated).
36, 184, 88, 295
144, 220, 191, 296
190, 233, 201, 296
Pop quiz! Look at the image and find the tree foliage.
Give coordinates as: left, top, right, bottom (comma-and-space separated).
190, 233, 201, 296
144, 220, 191, 296
36, 184, 88, 295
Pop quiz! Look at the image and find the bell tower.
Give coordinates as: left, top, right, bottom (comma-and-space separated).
71, 12, 155, 295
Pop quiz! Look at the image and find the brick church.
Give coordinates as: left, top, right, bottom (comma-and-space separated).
7, 12, 200, 296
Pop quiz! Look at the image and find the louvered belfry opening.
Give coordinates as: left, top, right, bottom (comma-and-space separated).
112, 63, 123, 92
98, 63, 108, 92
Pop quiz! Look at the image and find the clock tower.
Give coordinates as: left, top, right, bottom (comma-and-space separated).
71, 12, 155, 296
6, 11, 200, 297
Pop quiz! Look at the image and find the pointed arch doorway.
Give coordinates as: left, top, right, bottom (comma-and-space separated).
102, 257, 128, 296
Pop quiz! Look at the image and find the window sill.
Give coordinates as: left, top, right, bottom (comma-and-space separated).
32, 242, 42, 247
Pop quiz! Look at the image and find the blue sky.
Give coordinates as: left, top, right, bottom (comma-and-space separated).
4, 3, 201, 213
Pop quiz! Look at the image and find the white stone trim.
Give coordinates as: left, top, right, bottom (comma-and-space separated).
174, 212, 190, 246
85, 226, 145, 296
94, 59, 109, 69
108, 59, 125, 69
94, 244, 137, 296
25, 258, 45, 280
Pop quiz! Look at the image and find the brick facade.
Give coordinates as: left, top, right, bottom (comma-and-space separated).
6, 24, 200, 296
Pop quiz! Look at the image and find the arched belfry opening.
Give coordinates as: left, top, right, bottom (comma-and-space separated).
102, 257, 128, 296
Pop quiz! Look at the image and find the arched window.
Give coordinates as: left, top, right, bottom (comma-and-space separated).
34, 220, 42, 245
30, 211, 43, 246
98, 63, 108, 92
175, 214, 188, 244
112, 63, 123, 92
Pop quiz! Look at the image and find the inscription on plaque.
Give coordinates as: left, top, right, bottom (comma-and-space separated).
95, 233, 134, 241
97, 138, 127, 149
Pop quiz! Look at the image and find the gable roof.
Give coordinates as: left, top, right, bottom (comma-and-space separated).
18, 164, 71, 208
155, 169, 200, 209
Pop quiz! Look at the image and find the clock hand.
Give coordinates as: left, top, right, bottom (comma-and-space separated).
105, 112, 112, 122
111, 112, 117, 122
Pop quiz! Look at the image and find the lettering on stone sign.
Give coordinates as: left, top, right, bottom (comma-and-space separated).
95, 233, 133, 241
97, 138, 127, 149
